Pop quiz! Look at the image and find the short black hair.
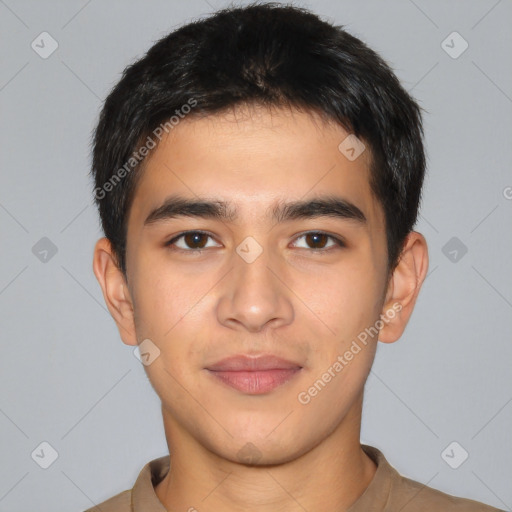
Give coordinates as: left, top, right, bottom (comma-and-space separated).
91, 1, 426, 280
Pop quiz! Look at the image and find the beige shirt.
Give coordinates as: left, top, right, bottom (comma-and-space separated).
84, 444, 503, 511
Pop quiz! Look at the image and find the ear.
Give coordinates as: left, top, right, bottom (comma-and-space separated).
378, 231, 429, 344
92, 237, 138, 346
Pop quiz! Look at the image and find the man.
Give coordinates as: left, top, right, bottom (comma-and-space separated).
88, 3, 502, 511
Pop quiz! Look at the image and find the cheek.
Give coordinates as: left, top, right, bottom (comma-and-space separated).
131, 257, 217, 351
296, 260, 380, 340
130, 261, 185, 339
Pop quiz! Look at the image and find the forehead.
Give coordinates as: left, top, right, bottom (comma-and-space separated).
128, 105, 385, 232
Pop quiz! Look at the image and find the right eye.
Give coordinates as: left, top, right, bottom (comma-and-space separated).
164, 230, 221, 252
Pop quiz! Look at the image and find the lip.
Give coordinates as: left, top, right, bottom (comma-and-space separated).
205, 354, 303, 395
206, 354, 302, 372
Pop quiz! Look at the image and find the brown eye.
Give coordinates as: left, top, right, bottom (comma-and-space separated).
291, 231, 345, 251
182, 232, 208, 249
305, 233, 329, 249
165, 231, 220, 251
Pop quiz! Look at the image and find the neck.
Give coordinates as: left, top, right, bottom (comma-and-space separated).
155, 395, 377, 512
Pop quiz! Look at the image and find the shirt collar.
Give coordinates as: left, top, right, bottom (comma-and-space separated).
131, 454, 169, 511
347, 444, 395, 511
131, 444, 394, 511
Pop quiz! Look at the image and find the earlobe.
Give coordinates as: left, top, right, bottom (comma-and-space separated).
378, 231, 429, 344
92, 237, 138, 346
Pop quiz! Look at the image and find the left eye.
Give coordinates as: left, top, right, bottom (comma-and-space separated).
291, 232, 345, 251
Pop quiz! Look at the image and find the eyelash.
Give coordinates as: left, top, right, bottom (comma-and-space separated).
164, 230, 345, 254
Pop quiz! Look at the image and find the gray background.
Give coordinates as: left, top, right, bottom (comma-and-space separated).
1, 0, 511, 510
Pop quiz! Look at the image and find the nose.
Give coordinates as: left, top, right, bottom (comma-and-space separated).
216, 245, 294, 333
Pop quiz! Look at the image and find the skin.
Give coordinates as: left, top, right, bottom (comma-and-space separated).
93, 104, 428, 512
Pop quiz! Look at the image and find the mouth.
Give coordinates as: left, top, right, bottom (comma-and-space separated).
205, 354, 303, 395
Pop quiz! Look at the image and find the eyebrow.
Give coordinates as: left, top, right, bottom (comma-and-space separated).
144, 194, 367, 227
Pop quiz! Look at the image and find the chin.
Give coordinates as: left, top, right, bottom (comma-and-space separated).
210, 432, 312, 467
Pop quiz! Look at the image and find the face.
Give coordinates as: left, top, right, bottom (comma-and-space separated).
121, 105, 393, 464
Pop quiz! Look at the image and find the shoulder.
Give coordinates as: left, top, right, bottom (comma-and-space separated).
360, 445, 503, 512
395, 475, 504, 511
82, 489, 131, 512
391, 469, 503, 511
80, 455, 169, 512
